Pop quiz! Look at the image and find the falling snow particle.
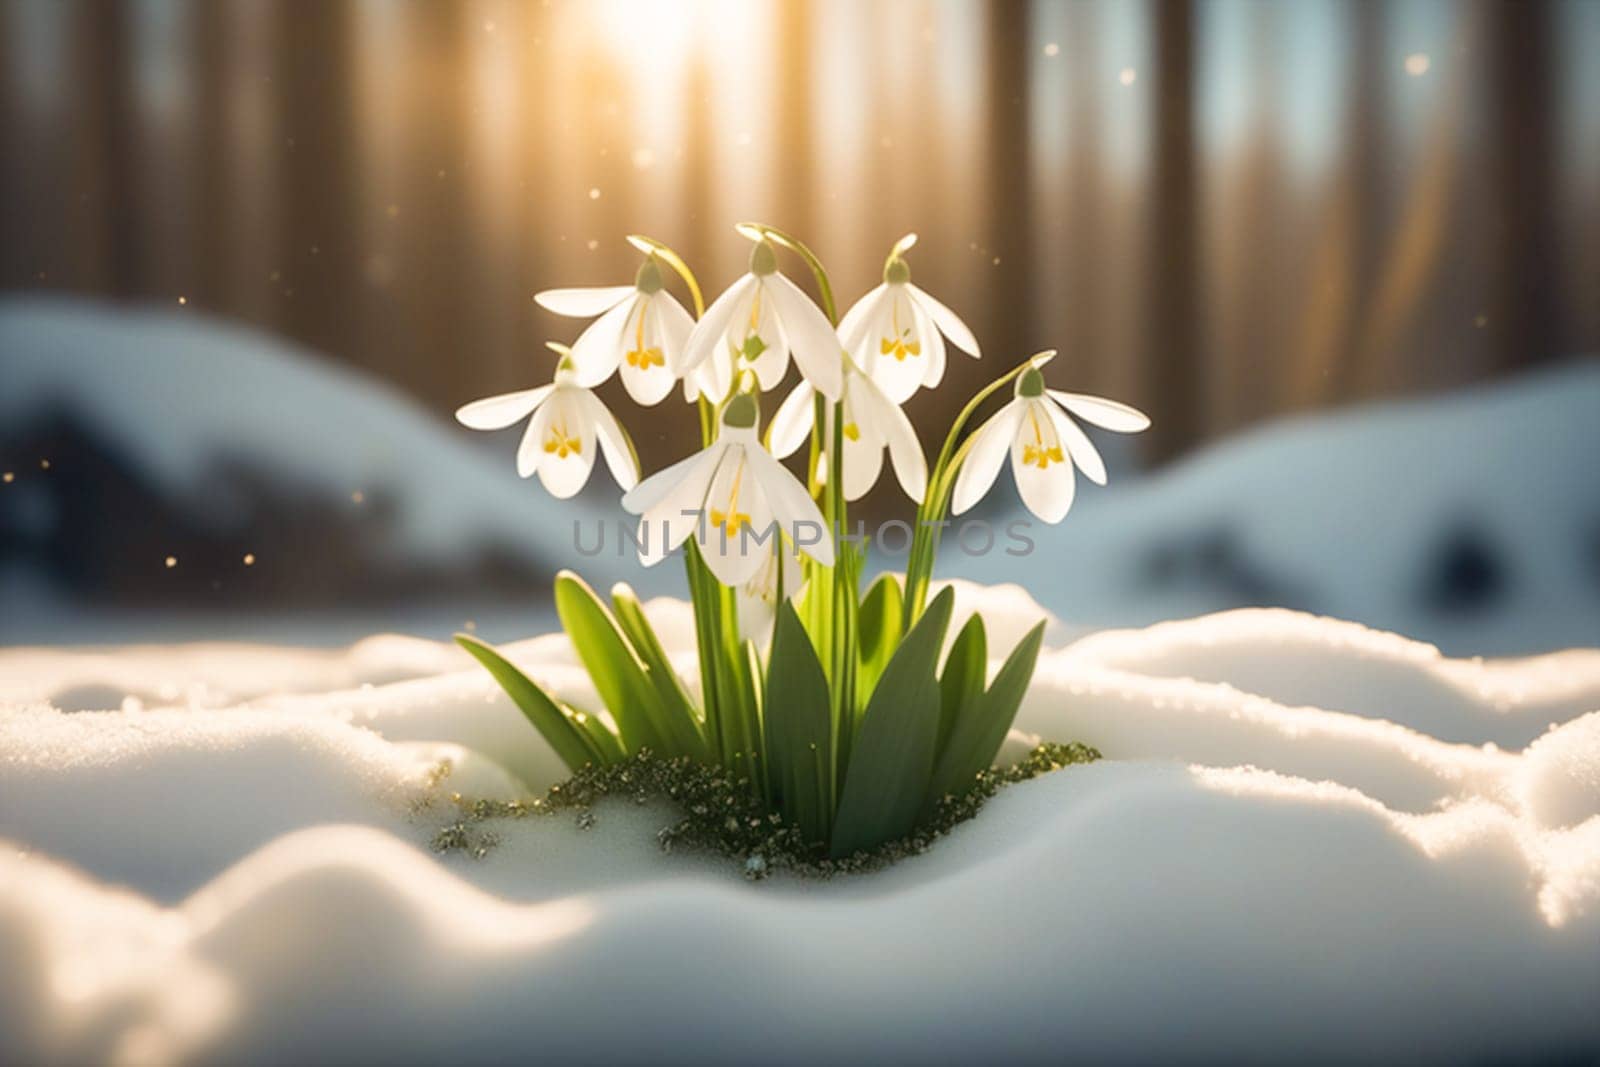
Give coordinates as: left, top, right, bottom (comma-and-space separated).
586, 239, 599, 251
631, 147, 656, 170
351, 490, 365, 505
177, 296, 187, 305
1405, 53, 1430, 77
243, 553, 256, 566
588, 187, 601, 200
40, 459, 50, 470
1119, 68, 1137, 86
1043, 42, 1059, 58
164, 556, 178, 569
2, 472, 13, 484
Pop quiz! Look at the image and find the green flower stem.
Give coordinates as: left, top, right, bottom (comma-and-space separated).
629, 235, 744, 767
903, 352, 1051, 626
741, 221, 859, 803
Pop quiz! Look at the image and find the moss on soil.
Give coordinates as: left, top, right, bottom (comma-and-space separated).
429, 741, 1100, 880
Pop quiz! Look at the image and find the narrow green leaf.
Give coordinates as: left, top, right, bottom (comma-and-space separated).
454, 633, 601, 773
609, 583, 709, 762
937, 614, 987, 757
553, 571, 672, 755
927, 619, 1048, 806
763, 601, 833, 846
856, 572, 903, 708
829, 586, 955, 857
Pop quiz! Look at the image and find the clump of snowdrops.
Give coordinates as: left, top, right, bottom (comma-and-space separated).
454, 225, 1147, 858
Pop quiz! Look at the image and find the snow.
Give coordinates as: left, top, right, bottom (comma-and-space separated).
0, 298, 651, 611
956, 359, 1600, 656
2, 585, 1598, 1064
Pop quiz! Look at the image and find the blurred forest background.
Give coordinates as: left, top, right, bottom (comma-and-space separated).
3, 0, 1596, 462
2, 0, 1599, 633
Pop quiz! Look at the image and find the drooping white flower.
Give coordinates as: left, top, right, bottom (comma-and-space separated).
767, 359, 927, 503
455, 347, 639, 499
621, 394, 833, 587
735, 538, 805, 643
951, 363, 1149, 524
679, 239, 843, 402
838, 233, 981, 405
533, 257, 694, 406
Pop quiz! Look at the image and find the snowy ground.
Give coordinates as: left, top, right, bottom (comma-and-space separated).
3, 583, 1598, 1065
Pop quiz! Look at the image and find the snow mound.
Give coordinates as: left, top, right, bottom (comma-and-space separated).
1, 588, 1598, 1063
0, 298, 650, 616
961, 359, 1600, 656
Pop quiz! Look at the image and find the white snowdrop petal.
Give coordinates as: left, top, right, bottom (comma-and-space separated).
534, 285, 636, 317
951, 402, 1024, 515
837, 283, 889, 361
622, 443, 722, 515
765, 272, 843, 400
858, 375, 928, 504
768, 380, 817, 459
910, 296, 947, 389
1046, 390, 1151, 433
454, 385, 554, 430
682, 274, 757, 372
1011, 428, 1075, 524
867, 288, 931, 405
745, 284, 792, 391
616, 298, 677, 407
567, 296, 635, 388
516, 400, 553, 478
841, 423, 886, 501
635, 447, 728, 566
1045, 400, 1108, 486
695, 451, 775, 587
908, 283, 981, 357
743, 443, 833, 566
578, 391, 639, 491
535, 392, 598, 499
653, 293, 696, 374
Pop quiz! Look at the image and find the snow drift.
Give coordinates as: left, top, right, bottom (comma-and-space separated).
2, 585, 1597, 1064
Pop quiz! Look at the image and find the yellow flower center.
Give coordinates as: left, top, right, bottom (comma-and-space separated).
880, 297, 921, 361
709, 456, 751, 537
544, 432, 582, 458
1022, 444, 1065, 469
1023, 407, 1063, 468
626, 303, 664, 370
843, 423, 860, 441
543, 416, 582, 458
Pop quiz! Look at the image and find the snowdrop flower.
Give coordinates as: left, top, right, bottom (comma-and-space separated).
951, 362, 1149, 524
533, 257, 694, 406
622, 394, 833, 587
455, 347, 639, 499
767, 359, 927, 503
680, 239, 843, 402
838, 233, 981, 404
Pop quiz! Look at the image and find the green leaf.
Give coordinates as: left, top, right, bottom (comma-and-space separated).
856, 572, 903, 708
927, 619, 1047, 806
763, 600, 833, 846
553, 571, 673, 756
938, 614, 987, 757
454, 633, 602, 773
829, 586, 955, 857
609, 583, 709, 762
